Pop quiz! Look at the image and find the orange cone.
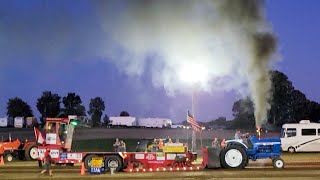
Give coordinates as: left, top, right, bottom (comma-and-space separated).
80, 162, 85, 175
0, 156, 4, 166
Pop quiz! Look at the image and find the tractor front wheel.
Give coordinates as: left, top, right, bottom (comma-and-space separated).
272, 157, 284, 168
220, 145, 248, 169
5, 154, 14, 162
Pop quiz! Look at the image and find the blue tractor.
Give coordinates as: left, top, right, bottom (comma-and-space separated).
218, 136, 284, 169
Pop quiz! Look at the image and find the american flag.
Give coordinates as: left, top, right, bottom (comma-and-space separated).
34, 127, 45, 144
187, 111, 201, 132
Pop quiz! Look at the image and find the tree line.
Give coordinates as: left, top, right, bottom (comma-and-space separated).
207, 70, 320, 129
5, 70, 320, 129
6, 92, 107, 127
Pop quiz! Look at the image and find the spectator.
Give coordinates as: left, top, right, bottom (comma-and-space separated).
220, 139, 226, 148
120, 140, 126, 152
158, 139, 164, 151
212, 137, 220, 148
168, 138, 173, 143
113, 138, 120, 152
40, 149, 52, 177
152, 138, 159, 152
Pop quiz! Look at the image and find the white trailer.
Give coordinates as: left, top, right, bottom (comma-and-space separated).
281, 120, 320, 152
0, 117, 8, 127
171, 124, 184, 129
137, 118, 172, 128
109, 116, 137, 127
14, 117, 24, 128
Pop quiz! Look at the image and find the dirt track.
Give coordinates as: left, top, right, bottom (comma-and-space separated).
1, 158, 320, 179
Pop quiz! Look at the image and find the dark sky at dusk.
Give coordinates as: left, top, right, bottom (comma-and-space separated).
0, 0, 319, 123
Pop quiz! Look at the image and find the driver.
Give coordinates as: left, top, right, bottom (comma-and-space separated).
234, 130, 249, 140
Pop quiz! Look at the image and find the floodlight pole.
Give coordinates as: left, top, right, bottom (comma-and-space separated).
191, 87, 196, 152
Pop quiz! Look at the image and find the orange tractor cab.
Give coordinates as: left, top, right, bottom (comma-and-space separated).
37, 116, 199, 172
0, 136, 37, 162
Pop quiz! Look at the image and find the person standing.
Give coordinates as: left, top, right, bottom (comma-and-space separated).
220, 139, 226, 148
212, 137, 220, 148
120, 140, 126, 152
113, 138, 120, 152
158, 139, 164, 152
40, 149, 52, 177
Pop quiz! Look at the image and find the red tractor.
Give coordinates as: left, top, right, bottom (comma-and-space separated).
0, 137, 37, 162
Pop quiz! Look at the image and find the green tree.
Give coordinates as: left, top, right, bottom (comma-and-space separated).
269, 70, 295, 126
103, 114, 110, 126
36, 91, 61, 125
230, 70, 320, 128
62, 92, 86, 117
269, 70, 319, 126
7, 97, 33, 118
231, 97, 255, 129
120, 111, 130, 116
207, 117, 227, 126
88, 97, 105, 127
307, 101, 320, 122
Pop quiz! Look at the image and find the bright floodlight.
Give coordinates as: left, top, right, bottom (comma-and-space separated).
178, 63, 209, 85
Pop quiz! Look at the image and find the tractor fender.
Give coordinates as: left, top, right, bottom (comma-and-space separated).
225, 140, 248, 150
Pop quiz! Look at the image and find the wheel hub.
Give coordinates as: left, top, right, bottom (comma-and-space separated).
225, 149, 243, 167
30, 147, 38, 159
275, 160, 283, 168
108, 160, 119, 168
7, 155, 13, 162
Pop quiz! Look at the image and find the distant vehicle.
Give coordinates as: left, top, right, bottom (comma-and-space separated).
109, 116, 137, 127
280, 120, 320, 153
171, 124, 184, 129
0, 117, 8, 127
14, 117, 24, 128
137, 118, 172, 128
108, 117, 172, 128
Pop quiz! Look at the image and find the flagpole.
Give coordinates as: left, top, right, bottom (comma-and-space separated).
200, 128, 203, 148
33, 127, 37, 141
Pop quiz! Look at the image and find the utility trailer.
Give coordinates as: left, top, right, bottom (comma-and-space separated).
37, 117, 198, 172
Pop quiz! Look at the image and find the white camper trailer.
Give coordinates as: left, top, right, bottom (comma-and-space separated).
137, 118, 172, 128
109, 116, 137, 127
0, 117, 8, 127
281, 120, 320, 152
14, 117, 24, 128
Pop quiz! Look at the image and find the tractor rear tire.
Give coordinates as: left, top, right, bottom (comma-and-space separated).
25, 144, 38, 161
220, 144, 248, 169
104, 155, 123, 172
272, 157, 284, 168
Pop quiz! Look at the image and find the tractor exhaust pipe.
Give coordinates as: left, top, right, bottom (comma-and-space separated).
256, 128, 261, 140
